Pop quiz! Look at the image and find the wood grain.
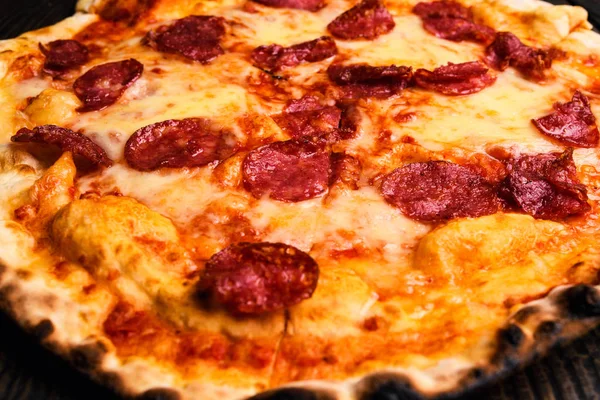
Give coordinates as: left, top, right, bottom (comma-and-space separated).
1, 0, 600, 399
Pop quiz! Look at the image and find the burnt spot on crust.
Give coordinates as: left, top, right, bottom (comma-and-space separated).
499, 323, 525, 348
248, 387, 337, 400
96, 371, 126, 395
534, 320, 562, 341
70, 341, 108, 370
558, 284, 600, 319
356, 373, 423, 400
0, 262, 6, 279
454, 366, 492, 395
31, 318, 54, 340
512, 306, 540, 324
492, 323, 526, 367
0, 284, 17, 314
136, 388, 182, 400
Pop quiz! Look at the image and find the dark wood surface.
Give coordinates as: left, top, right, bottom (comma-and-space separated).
1, 1, 600, 399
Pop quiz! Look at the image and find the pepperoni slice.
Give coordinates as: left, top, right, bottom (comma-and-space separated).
414, 61, 496, 95
421, 17, 495, 44
124, 118, 236, 171
252, 0, 325, 11
327, 0, 395, 40
330, 153, 361, 189
532, 91, 599, 148
414, 1, 495, 44
380, 161, 499, 221
145, 16, 226, 63
502, 149, 591, 220
200, 242, 319, 315
413, 1, 472, 19
11, 125, 112, 167
485, 32, 553, 81
327, 63, 413, 99
273, 95, 341, 139
73, 59, 143, 112
39, 40, 89, 77
242, 138, 331, 202
251, 36, 337, 72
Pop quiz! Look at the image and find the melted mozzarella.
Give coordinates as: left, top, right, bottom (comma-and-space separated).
387, 70, 571, 153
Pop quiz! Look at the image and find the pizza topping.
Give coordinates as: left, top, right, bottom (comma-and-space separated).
380, 161, 499, 221
242, 138, 331, 202
124, 118, 236, 171
252, 0, 325, 11
251, 36, 337, 72
501, 149, 591, 220
200, 242, 319, 315
39, 40, 89, 77
11, 125, 112, 167
532, 91, 599, 148
273, 95, 341, 139
485, 32, 554, 81
327, 63, 413, 99
73, 59, 143, 112
145, 16, 226, 63
327, 0, 395, 40
329, 152, 361, 189
414, 61, 497, 96
413, 1, 472, 19
421, 16, 495, 44
414, 1, 494, 44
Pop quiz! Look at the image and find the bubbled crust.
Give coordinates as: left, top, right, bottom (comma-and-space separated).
2, 0, 600, 400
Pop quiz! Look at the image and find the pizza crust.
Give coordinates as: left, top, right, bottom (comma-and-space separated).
1, 1, 600, 399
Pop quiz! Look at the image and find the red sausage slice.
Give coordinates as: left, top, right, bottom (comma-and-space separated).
414, 61, 496, 95
413, 1, 472, 19
252, 0, 325, 11
421, 17, 495, 44
413, 1, 495, 44
73, 59, 143, 112
380, 161, 499, 221
124, 118, 236, 171
327, 0, 395, 40
242, 138, 331, 202
200, 242, 319, 315
327, 63, 413, 99
485, 32, 554, 81
532, 91, 599, 148
39, 40, 89, 77
501, 149, 591, 220
11, 125, 112, 167
251, 36, 337, 72
145, 15, 226, 63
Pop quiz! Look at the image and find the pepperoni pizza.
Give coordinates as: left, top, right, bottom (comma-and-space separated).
1, 0, 600, 399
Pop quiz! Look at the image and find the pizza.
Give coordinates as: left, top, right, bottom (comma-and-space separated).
1, 0, 600, 399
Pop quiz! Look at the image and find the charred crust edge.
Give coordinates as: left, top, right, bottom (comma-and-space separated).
257, 284, 600, 400
135, 388, 183, 400
247, 387, 337, 400
558, 284, 600, 319
31, 318, 55, 340
70, 341, 109, 371
355, 373, 423, 400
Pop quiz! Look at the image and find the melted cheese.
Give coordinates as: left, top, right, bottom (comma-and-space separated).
1, 0, 600, 397
342, 15, 482, 68
79, 165, 229, 225
389, 70, 569, 153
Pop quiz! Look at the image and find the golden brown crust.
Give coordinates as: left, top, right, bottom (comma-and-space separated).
1, 0, 600, 399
